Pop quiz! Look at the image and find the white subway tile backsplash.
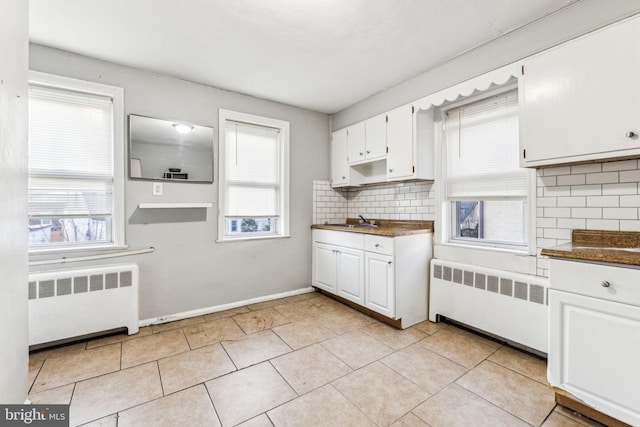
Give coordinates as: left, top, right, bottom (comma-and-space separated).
620, 195, 640, 207
557, 174, 586, 186
571, 163, 602, 174
620, 169, 640, 182
602, 207, 638, 220
602, 182, 638, 195
557, 196, 586, 207
585, 171, 619, 185
537, 217, 557, 228
570, 207, 602, 218
544, 228, 571, 239
619, 220, 640, 231
586, 195, 619, 207
544, 207, 571, 218
544, 186, 571, 197
537, 176, 557, 186
570, 185, 602, 196
537, 197, 556, 207
557, 218, 586, 229
586, 219, 620, 230
543, 166, 571, 176
602, 159, 638, 171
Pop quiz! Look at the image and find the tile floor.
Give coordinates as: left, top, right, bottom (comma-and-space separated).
28, 291, 604, 427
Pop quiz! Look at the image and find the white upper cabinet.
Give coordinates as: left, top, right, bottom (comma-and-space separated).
520, 15, 640, 167
386, 105, 414, 180
347, 116, 386, 164
330, 128, 349, 187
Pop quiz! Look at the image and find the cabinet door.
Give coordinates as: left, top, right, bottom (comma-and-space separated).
336, 247, 365, 304
365, 253, 395, 318
549, 289, 640, 426
386, 105, 414, 180
330, 129, 348, 187
313, 243, 337, 293
346, 122, 366, 164
364, 114, 387, 161
521, 16, 640, 166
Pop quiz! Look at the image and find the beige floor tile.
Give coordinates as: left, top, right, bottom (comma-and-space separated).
542, 411, 593, 427
314, 309, 376, 335
267, 384, 376, 427
78, 415, 117, 427
30, 341, 88, 364
381, 340, 468, 394
118, 384, 221, 427
222, 329, 291, 369
29, 383, 74, 404
412, 320, 449, 335
279, 292, 315, 303
121, 328, 190, 369
333, 361, 430, 426
204, 306, 250, 321
233, 308, 290, 334
552, 406, 607, 427
158, 343, 236, 395
309, 294, 352, 312
86, 327, 152, 350
272, 318, 336, 349
70, 362, 163, 426
271, 344, 352, 395
236, 414, 274, 427
488, 346, 548, 384
456, 360, 556, 426
183, 317, 246, 349
422, 327, 500, 368
322, 330, 393, 369
390, 413, 430, 427
206, 362, 296, 426
413, 383, 529, 427
28, 357, 45, 390
150, 315, 206, 334
31, 343, 121, 393
246, 298, 288, 311
362, 322, 427, 350
273, 300, 325, 321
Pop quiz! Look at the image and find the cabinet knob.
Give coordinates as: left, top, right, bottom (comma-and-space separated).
359, 152, 364, 156
341, 176, 346, 179
601, 281, 611, 288
366, 150, 370, 154
626, 131, 637, 138
388, 169, 393, 173
388, 261, 392, 265
375, 243, 380, 248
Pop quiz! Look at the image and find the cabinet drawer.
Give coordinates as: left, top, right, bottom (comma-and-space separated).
313, 229, 364, 249
550, 259, 640, 306
364, 235, 394, 256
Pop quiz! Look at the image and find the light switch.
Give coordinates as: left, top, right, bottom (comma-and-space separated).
152, 182, 163, 196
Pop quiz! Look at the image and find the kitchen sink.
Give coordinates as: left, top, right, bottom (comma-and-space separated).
325, 223, 378, 228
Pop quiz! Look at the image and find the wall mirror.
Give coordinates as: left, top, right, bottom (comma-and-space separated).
128, 114, 214, 183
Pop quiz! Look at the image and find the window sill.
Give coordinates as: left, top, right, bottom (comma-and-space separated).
216, 235, 291, 243
29, 244, 129, 256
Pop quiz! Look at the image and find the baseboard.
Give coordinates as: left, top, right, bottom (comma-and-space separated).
139, 286, 315, 327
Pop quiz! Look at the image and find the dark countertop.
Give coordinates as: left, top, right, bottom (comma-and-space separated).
311, 218, 434, 237
540, 229, 640, 266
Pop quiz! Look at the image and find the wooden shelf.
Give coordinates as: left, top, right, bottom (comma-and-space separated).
138, 203, 212, 209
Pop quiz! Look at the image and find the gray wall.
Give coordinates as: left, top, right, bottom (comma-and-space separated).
29, 45, 330, 320
0, 0, 29, 403
332, 0, 640, 130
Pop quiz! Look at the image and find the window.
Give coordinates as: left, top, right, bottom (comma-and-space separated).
28, 72, 124, 251
444, 88, 528, 249
218, 109, 289, 241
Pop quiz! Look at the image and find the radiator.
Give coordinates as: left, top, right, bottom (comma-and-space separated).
28, 263, 139, 346
429, 259, 548, 353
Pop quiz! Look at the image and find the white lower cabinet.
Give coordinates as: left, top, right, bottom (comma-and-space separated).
548, 259, 640, 426
312, 229, 432, 328
365, 252, 395, 318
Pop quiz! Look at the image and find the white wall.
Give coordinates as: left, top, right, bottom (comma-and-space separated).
29, 45, 330, 320
0, 0, 29, 403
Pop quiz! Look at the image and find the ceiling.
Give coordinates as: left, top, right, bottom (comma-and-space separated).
29, 0, 578, 114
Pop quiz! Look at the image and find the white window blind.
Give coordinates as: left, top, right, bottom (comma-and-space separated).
445, 89, 526, 199
28, 85, 114, 220
224, 121, 281, 217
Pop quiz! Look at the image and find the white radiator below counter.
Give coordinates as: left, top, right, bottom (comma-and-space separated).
28, 263, 139, 346
429, 259, 549, 354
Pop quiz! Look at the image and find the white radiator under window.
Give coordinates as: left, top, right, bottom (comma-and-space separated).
429, 259, 548, 353
28, 263, 139, 346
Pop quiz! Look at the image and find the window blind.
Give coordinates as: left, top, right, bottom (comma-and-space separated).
224, 121, 280, 217
445, 89, 526, 199
28, 85, 114, 218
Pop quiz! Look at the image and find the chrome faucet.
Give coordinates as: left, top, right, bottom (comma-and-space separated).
359, 214, 370, 224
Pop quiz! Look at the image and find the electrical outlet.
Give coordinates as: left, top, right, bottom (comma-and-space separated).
152, 182, 163, 196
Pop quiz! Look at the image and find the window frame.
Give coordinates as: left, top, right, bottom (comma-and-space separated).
217, 109, 290, 242
28, 71, 125, 254
436, 83, 536, 258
